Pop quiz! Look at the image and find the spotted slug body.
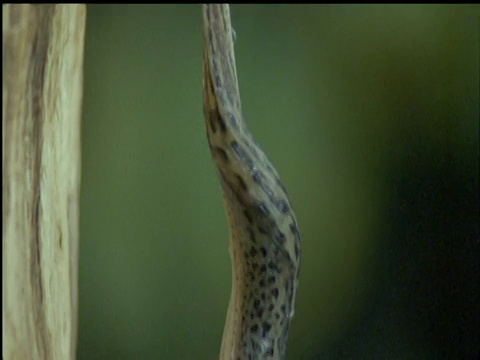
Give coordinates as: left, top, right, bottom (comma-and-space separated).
202, 4, 301, 359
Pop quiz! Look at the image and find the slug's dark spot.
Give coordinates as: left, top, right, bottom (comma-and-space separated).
249, 246, 257, 257
217, 113, 227, 133
267, 276, 275, 285
213, 146, 228, 161
275, 232, 285, 244
231, 141, 254, 169
265, 348, 274, 356
208, 114, 217, 133
250, 324, 258, 333
259, 279, 265, 287
268, 262, 277, 271
276, 199, 290, 214
289, 222, 300, 237
214, 72, 222, 88
243, 210, 253, 224
260, 264, 266, 273
274, 312, 280, 320
259, 180, 290, 217
257, 202, 270, 215
253, 299, 260, 311
262, 321, 272, 337
233, 189, 246, 207
260, 247, 267, 258
268, 304, 274, 311
272, 288, 279, 299
252, 171, 261, 183
258, 226, 268, 235
212, 61, 223, 89
236, 174, 248, 191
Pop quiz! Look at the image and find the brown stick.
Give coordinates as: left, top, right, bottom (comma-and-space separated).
3, 4, 85, 359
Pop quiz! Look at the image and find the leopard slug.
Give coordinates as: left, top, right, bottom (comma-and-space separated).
202, 4, 301, 359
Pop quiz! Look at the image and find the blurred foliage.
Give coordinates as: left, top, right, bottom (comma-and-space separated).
79, 5, 479, 359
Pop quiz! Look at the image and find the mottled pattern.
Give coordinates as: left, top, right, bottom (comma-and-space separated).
202, 4, 301, 360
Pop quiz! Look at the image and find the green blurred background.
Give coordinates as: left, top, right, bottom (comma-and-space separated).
79, 5, 479, 359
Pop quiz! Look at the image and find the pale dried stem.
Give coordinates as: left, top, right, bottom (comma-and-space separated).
3, 4, 86, 359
